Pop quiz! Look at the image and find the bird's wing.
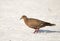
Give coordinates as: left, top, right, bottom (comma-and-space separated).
27, 18, 45, 26
28, 18, 45, 23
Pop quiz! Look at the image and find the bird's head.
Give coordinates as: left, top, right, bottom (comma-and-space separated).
20, 15, 27, 20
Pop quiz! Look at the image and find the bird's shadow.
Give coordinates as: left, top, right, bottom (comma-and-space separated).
38, 30, 60, 33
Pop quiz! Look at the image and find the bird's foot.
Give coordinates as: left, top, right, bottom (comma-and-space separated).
33, 31, 38, 33
33, 29, 39, 33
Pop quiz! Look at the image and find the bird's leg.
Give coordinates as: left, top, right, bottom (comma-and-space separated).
34, 29, 39, 33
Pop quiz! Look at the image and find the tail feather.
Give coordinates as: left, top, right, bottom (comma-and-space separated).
45, 22, 56, 26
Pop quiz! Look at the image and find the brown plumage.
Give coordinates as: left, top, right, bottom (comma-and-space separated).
20, 15, 55, 33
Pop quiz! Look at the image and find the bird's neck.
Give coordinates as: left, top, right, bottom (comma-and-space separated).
23, 18, 28, 23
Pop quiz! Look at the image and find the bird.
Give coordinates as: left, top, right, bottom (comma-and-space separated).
20, 15, 55, 33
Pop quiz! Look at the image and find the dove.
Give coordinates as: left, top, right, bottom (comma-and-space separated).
20, 15, 55, 33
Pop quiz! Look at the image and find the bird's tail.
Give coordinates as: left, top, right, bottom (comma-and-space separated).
45, 22, 56, 26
